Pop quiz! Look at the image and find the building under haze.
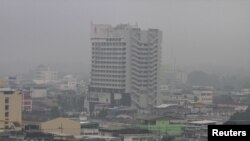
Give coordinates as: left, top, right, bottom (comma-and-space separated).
33, 65, 58, 84
88, 24, 162, 113
0, 88, 22, 130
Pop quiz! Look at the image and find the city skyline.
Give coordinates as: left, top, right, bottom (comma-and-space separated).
1, 0, 250, 76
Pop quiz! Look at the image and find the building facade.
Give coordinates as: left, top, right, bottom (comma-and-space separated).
0, 88, 22, 129
22, 89, 33, 112
88, 24, 162, 112
33, 65, 58, 84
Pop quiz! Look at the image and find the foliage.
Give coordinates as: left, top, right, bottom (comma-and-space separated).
228, 106, 250, 121
213, 95, 234, 104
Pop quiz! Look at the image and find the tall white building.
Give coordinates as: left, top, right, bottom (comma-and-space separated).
88, 24, 162, 112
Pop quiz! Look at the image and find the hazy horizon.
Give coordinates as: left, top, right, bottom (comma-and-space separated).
1, 0, 250, 76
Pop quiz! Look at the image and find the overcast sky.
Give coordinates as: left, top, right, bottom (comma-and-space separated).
0, 0, 249, 75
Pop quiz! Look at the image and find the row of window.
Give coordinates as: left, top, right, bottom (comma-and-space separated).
132, 52, 158, 58
4, 98, 9, 123
92, 56, 126, 60
92, 70, 126, 73
132, 45, 158, 50
131, 73, 157, 78
92, 65, 126, 69
131, 80, 157, 86
131, 59, 157, 65
132, 38, 159, 46
131, 62, 158, 68
91, 83, 126, 87
131, 70, 157, 75
92, 42, 126, 46
93, 47, 126, 51
131, 86, 156, 93
105, 38, 122, 42
91, 38, 122, 41
131, 77, 157, 82
91, 79, 125, 83
91, 74, 126, 78
131, 68, 156, 73
93, 52, 126, 55
89, 87, 125, 93
92, 61, 126, 64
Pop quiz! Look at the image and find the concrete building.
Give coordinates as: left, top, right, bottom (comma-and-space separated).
158, 86, 187, 105
7, 76, 18, 89
33, 65, 58, 84
160, 64, 187, 86
100, 127, 159, 141
31, 87, 47, 98
76, 135, 121, 141
0, 88, 22, 129
192, 86, 214, 105
0, 79, 5, 88
183, 120, 217, 141
88, 24, 162, 113
80, 121, 99, 135
59, 75, 78, 90
22, 89, 33, 112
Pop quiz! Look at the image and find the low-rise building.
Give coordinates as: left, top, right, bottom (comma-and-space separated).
192, 86, 214, 105
59, 75, 78, 91
183, 120, 217, 141
31, 87, 47, 98
80, 121, 99, 135
40, 117, 81, 136
99, 127, 159, 141
137, 115, 185, 136
33, 65, 58, 84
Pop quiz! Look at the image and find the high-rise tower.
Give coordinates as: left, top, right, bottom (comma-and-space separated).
88, 24, 162, 113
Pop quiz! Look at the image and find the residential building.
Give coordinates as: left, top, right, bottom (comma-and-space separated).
22, 89, 33, 112
7, 76, 18, 89
0, 88, 22, 129
183, 120, 217, 141
88, 24, 162, 113
59, 75, 78, 90
192, 86, 214, 105
33, 65, 58, 84
0, 79, 4, 88
31, 87, 47, 98
80, 121, 99, 135
76, 135, 121, 141
99, 127, 159, 141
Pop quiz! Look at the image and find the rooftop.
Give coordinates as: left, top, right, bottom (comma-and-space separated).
155, 104, 178, 109
189, 120, 217, 125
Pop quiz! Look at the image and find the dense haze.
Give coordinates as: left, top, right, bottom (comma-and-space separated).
0, 0, 250, 76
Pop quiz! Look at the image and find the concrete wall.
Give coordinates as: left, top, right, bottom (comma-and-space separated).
0, 91, 22, 129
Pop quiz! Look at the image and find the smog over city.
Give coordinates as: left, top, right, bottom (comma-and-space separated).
0, 0, 250, 141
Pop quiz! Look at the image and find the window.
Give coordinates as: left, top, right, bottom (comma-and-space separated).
5, 97, 9, 104
5, 105, 9, 110
5, 112, 9, 117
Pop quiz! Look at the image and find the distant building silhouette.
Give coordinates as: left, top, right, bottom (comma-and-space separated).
87, 24, 162, 114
